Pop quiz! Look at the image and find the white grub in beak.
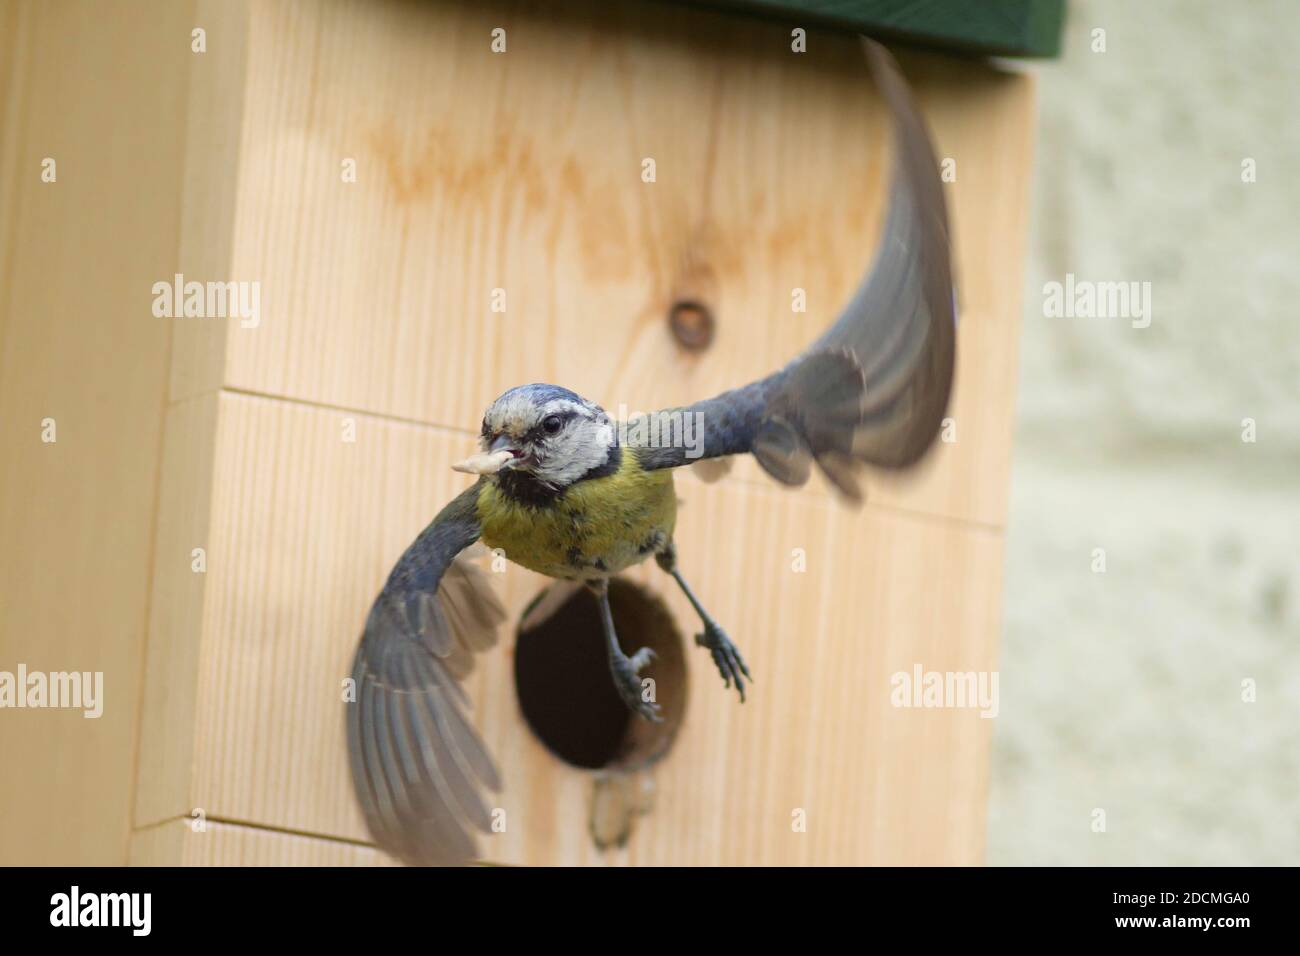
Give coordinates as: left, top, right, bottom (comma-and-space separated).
450, 449, 516, 475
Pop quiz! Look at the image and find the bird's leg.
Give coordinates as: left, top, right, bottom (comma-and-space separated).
590, 579, 662, 723
655, 546, 751, 702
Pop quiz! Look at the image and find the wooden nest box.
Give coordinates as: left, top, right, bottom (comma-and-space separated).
0, 0, 1044, 865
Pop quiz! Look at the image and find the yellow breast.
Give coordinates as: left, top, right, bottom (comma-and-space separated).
476, 451, 676, 579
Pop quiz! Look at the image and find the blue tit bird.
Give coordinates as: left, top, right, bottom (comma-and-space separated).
346, 38, 955, 866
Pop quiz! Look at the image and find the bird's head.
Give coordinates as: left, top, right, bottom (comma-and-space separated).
452, 383, 616, 490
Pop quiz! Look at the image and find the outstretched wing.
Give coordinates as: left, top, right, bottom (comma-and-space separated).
347, 481, 506, 865
634, 39, 955, 501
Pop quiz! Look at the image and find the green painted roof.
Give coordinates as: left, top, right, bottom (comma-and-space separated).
670, 0, 1066, 57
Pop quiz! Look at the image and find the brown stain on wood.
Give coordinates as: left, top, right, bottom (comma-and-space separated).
365, 120, 550, 213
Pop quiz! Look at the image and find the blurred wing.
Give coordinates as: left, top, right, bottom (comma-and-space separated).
347, 482, 506, 866
633, 38, 955, 501
809, 37, 955, 471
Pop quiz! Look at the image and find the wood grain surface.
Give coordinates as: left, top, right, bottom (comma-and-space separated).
0, 0, 197, 865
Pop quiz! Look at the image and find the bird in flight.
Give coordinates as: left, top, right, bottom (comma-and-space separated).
346, 38, 955, 865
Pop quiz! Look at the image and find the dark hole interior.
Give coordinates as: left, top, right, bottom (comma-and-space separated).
668, 299, 715, 351
513, 579, 687, 770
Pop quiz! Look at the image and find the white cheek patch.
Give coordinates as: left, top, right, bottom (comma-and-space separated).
537, 421, 613, 485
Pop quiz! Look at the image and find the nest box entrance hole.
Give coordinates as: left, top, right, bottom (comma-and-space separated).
513, 578, 687, 771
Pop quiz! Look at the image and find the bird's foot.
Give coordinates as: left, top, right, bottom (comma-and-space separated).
611, 647, 662, 723
696, 622, 751, 702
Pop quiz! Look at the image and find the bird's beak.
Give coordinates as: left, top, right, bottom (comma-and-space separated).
451, 436, 521, 475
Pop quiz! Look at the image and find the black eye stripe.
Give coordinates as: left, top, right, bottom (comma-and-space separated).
524, 409, 581, 442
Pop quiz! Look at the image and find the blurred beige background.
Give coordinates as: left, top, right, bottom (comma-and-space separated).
989, 0, 1300, 865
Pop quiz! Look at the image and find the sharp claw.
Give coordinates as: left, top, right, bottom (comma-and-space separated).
613, 650, 663, 722
635, 697, 662, 723
697, 624, 751, 703
628, 646, 657, 673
